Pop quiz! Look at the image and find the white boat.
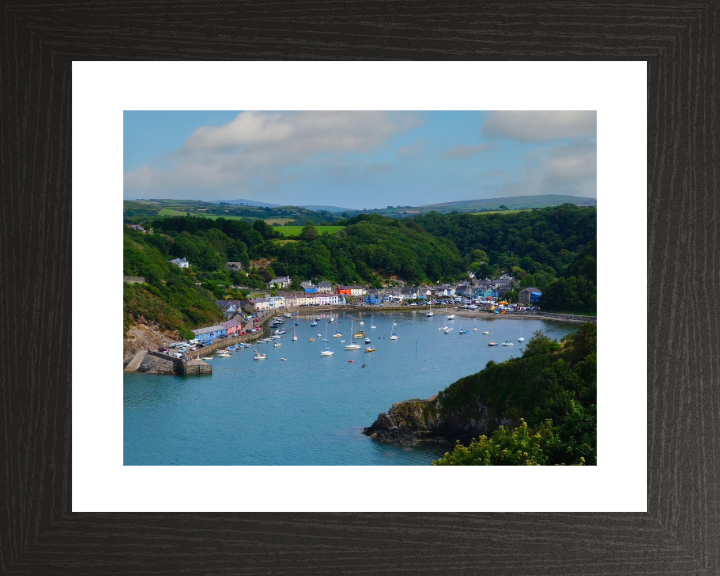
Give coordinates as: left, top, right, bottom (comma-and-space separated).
473, 319, 478, 331
444, 327, 453, 334
275, 329, 286, 335
217, 352, 231, 357
518, 322, 525, 342
483, 330, 489, 335
447, 314, 455, 320
317, 333, 322, 338
364, 337, 371, 344
488, 331, 498, 346
370, 314, 376, 330
321, 325, 334, 356
345, 319, 362, 350
389, 316, 398, 340
292, 327, 297, 341
274, 342, 282, 347
201, 356, 213, 360
426, 302, 433, 317
502, 340, 514, 346
359, 313, 364, 326
253, 351, 267, 360
280, 357, 288, 361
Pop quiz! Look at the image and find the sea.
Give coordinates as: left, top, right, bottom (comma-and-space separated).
123, 312, 576, 466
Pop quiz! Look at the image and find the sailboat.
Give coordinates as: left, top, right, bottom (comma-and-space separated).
488, 331, 498, 346
458, 322, 468, 335
329, 303, 334, 322
482, 329, 489, 335
345, 319, 362, 350
253, 350, 268, 359
370, 314, 376, 330
292, 326, 298, 341
518, 321, 525, 342
359, 312, 364, 326
447, 313, 455, 320
473, 319, 478, 331
502, 339, 514, 346
426, 301, 433, 317
321, 324, 334, 356
390, 315, 398, 340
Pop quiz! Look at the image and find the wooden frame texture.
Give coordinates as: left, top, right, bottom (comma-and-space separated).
1, 2, 718, 574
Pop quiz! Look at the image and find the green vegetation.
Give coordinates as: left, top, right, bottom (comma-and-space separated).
123, 229, 226, 338
266, 214, 465, 285
415, 204, 597, 313
275, 225, 345, 236
431, 323, 597, 466
470, 209, 530, 216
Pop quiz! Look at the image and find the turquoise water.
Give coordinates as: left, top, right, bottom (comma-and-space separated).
123, 313, 576, 465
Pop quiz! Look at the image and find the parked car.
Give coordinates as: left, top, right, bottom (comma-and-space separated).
158, 347, 168, 353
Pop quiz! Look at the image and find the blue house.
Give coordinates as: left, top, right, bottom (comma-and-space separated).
192, 324, 227, 344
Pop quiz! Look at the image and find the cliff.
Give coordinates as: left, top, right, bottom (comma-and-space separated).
364, 323, 597, 447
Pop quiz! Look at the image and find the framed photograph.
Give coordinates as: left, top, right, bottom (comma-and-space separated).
4, 3, 717, 574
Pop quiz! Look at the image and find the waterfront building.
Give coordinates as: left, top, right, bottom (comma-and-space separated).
268, 296, 286, 309
317, 281, 333, 294
519, 287, 542, 304
169, 257, 189, 268
336, 285, 366, 297
221, 319, 241, 337
192, 324, 227, 344
251, 297, 270, 311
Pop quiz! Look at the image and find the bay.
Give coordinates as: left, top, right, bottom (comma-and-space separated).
123, 312, 576, 465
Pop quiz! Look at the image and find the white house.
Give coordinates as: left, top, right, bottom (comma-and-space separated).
317, 281, 333, 294
267, 276, 291, 289
252, 297, 270, 311
170, 257, 189, 268
268, 296, 286, 309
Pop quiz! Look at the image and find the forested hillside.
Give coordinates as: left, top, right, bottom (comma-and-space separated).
365, 323, 597, 466
415, 205, 597, 312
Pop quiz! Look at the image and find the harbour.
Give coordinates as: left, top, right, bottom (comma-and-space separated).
123, 312, 575, 465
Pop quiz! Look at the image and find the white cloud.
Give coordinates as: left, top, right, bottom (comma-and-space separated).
483, 111, 596, 142
441, 142, 495, 159
124, 111, 422, 198
480, 138, 596, 197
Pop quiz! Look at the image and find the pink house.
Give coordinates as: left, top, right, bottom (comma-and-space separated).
222, 319, 241, 336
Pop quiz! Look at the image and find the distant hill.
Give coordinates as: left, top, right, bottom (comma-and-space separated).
217, 199, 280, 207
300, 204, 355, 213
420, 195, 596, 211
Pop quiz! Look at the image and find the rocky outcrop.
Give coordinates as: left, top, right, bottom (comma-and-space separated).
363, 412, 421, 446
364, 387, 512, 447
123, 322, 180, 365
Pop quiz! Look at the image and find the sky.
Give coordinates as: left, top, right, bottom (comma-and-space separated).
123, 111, 596, 210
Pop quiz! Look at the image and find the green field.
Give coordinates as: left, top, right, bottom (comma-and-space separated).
272, 239, 300, 246
276, 226, 345, 236
470, 209, 532, 216
158, 208, 248, 221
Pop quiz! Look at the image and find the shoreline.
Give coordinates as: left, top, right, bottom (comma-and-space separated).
285, 304, 595, 324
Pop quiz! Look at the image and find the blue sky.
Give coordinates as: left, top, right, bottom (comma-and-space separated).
124, 111, 596, 210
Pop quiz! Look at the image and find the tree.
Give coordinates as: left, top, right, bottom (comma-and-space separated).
505, 290, 518, 303
498, 205, 509, 210
300, 224, 318, 241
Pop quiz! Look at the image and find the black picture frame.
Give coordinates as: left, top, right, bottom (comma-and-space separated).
2, 2, 717, 573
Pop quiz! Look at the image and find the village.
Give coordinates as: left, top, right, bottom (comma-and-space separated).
182, 273, 544, 347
